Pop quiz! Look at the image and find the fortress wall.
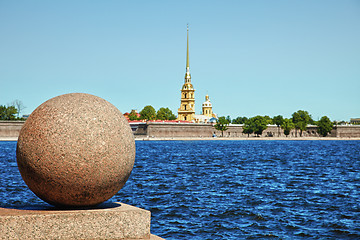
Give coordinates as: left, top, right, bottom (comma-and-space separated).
0, 121, 24, 138
334, 125, 360, 138
1, 121, 360, 139
140, 123, 308, 138
136, 123, 360, 138
132, 123, 148, 135
223, 125, 299, 138
219, 125, 243, 137
147, 122, 213, 138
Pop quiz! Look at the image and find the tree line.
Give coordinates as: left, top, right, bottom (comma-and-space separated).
128, 105, 177, 121
0, 100, 339, 138
0, 100, 26, 120
215, 110, 334, 137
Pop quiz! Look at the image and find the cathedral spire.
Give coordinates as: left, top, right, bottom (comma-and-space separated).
185, 24, 191, 83
186, 24, 189, 70
178, 24, 195, 122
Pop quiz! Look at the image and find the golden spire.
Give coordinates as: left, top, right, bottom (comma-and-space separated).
186, 24, 189, 70
185, 24, 191, 83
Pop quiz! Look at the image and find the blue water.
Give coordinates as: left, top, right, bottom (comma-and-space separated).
1, 140, 359, 239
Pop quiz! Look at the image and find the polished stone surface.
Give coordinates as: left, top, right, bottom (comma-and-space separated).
0, 202, 164, 240
16, 93, 135, 207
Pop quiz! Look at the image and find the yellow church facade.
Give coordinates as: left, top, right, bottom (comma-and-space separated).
177, 25, 217, 123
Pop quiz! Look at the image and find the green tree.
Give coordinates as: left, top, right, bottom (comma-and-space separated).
242, 116, 268, 137
264, 115, 273, 125
0, 105, 18, 120
156, 107, 176, 120
251, 116, 268, 136
281, 118, 295, 137
226, 115, 231, 124
316, 116, 333, 137
309, 118, 316, 125
273, 115, 284, 137
0, 105, 6, 120
139, 105, 156, 120
214, 116, 229, 137
242, 119, 253, 137
292, 110, 312, 137
232, 116, 248, 124
128, 110, 139, 121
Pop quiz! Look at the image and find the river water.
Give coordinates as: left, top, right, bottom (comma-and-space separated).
1, 140, 359, 239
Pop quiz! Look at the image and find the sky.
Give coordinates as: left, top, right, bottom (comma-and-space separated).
0, 1, 359, 121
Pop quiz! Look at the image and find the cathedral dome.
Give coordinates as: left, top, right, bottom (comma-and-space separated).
202, 95, 212, 107
182, 83, 193, 90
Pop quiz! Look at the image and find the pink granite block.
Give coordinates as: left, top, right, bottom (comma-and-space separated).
0, 202, 164, 240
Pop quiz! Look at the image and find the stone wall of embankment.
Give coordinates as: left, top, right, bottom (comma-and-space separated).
134, 122, 360, 139
333, 125, 360, 138
0, 121, 25, 138
141, 122, 291, 138
146, 122, 214, 138
1, 121, 360, 139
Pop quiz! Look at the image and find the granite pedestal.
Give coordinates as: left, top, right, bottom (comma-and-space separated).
0, 202, 164, 240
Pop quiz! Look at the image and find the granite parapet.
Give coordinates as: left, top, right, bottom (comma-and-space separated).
0, 202, 163, 240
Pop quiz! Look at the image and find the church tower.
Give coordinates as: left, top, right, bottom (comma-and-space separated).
202, 95, 213, 118
177, 25, 195, 121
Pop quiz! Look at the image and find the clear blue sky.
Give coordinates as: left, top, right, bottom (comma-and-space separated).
1, 1, 359, 121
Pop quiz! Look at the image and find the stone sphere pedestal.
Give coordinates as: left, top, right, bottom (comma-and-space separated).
5, 93, 164, 239
0, 203, 164, 239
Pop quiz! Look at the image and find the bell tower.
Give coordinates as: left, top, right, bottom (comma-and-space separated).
202, 95, 213, 118
177, 25, 195, 121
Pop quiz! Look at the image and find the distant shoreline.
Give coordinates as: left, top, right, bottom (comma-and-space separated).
2, 137, 360, 142
134, 137, 360, 141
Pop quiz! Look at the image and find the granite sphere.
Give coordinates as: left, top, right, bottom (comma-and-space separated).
16, 93, 135, 207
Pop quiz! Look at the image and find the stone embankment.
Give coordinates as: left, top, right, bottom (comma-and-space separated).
0, 121, 24, 141
132, 121, 360, 139
135, 136, 360, 141
1, 120, 360, 140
